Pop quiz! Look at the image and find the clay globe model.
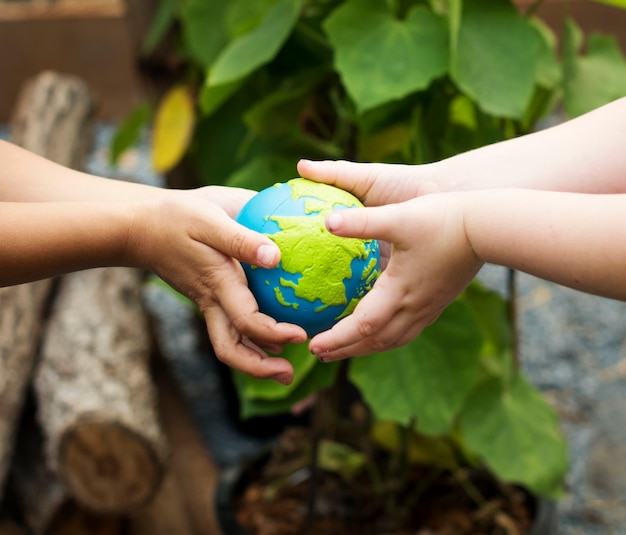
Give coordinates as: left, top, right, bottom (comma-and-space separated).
236, 178, 381, 337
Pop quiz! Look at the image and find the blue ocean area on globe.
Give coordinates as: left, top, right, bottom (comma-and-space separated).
236, 178, 381, 337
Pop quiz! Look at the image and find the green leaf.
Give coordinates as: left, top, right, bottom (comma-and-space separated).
243, 69, 325, 137
451, 0, 542, 119
459, 374, 569, 498
199, 78, 243, 117
460, 282, 513, 380
349, 299, 484, 435
591, 0, 626, 7
234, 359, 340, 418
232, 343, 318, 402
324, 0, 448, 112
180, 0, 231, 68
563, 18, 626, 118
191, 90, 252, 186
209, 0, 304, 86
109, 103, 151, 166
531, 18, 561, 90
142, 0, 178, 56
225, 154, 298, 191
318, 439, 367, 480
371, 421, 459, 468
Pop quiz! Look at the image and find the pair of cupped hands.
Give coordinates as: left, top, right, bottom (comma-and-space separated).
180, 160, 481, 386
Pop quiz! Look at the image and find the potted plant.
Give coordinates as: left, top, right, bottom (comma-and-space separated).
114, 0, 626, 532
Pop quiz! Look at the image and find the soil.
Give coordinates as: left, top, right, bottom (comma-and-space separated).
233, 428, 536, 535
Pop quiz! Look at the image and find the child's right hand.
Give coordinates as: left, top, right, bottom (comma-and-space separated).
126, 189, 307, 385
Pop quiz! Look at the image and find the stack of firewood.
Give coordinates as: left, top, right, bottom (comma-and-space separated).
0, 72, 221, 535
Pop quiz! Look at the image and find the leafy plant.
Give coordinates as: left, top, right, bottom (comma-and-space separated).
121, 0, 626, 518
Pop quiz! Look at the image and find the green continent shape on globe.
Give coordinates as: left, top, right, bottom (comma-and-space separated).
269, 213, 369, 309
288, 178, 361, 211
266, 179, 376, 313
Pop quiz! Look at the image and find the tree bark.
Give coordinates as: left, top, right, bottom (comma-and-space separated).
35, 267, 167, 513
128, 356, 221, 535
0, 71, 93, 496
10, 396, 123, 535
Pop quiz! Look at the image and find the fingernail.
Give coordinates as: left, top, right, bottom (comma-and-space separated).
256, 244, 277, 267
326, 212, 342, 232
274, 374, 292, 386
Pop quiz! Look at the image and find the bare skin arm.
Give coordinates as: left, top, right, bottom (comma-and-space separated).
297, 96, 626, 203
307, 189, 626, 360
0, 140, 307, 383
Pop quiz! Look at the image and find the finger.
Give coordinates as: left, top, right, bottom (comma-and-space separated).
308, 275, 403, 355
297, 159, 384, 203
204, 257, 307, 347
200, 185, 256, 218
325, 204, 401, 243
191, 206, 281, 269
297, 160, 422, 205
311, 317, 427, 360
205, 304, 295, 384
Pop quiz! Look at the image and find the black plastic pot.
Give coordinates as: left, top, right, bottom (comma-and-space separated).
216, 452, 559, 535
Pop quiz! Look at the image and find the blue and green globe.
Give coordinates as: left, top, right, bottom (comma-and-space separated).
236, 178, 381, 337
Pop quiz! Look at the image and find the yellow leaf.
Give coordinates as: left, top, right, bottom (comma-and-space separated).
151, 85, 195, 173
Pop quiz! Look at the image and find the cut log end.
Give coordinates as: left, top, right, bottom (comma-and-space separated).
46, 502, 122, 535
59, 422, 164, 513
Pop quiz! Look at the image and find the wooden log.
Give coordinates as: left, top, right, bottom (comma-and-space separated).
10, 398, 123, 535
34, 267, 167, 513
128, 356, 221, 535
0, 71, 93, 496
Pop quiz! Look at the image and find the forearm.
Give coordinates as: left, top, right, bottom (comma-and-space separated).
463, 189, 626, 299
434, 97, 626, 194
0, 140, 165, 202
0, 201, 134, 286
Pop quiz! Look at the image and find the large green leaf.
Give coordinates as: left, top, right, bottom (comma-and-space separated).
451, 0, 542, 119
232, 343, 318, 402
563, 18, 626, 118
243, 68, 326, 138
349, 299, 484, 436
459, 374, 569, 498
324, 0, 448, 112
209, 0, 304, 86
460, 282, 514, 382
234, 359, 340, 418
531, 19, 561, 90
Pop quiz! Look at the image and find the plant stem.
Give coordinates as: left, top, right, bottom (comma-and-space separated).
453, 468, 485, 506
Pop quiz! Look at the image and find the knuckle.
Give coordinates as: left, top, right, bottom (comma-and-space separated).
230, 313, 253, 335
356, 315, 377, 339
229, 230, 250, 262
368, 336, 391, 352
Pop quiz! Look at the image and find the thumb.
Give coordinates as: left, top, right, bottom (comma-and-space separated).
193, 209, 280, 268
325, 205, 398, 243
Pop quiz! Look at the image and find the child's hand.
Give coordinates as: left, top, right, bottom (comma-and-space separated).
297, 159, 442, 206
308, 193, 483, 360
127, 189, 307, 385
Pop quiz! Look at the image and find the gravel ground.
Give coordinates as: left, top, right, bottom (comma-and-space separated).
5, 123, 626, 534
478, 265, 626, 535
